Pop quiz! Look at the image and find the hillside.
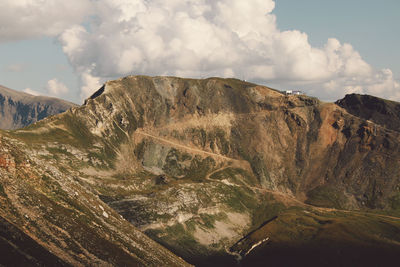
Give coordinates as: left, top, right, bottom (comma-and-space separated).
336, 93, 400, 132
0, 85, 76, 130
1, 76, 400, 266
0, 131, 191, 266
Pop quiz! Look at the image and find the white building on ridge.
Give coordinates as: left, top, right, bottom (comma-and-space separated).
285, 90, 304, 95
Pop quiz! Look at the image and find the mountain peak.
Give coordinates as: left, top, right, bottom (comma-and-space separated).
336, 93, 400, 132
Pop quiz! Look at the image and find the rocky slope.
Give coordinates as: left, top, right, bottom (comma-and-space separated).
0, 133, 190, 266
336, 93, 400, 132
0, 85, 76, 129
2, 76, 400, 266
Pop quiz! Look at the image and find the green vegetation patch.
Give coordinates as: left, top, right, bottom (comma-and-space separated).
184, 156, 216, 182
220, 185, 258, 212
184, 219, 197, 233
62, 113, 95, 148
199, 213, 226, 229
14, 128, 69, 146
305, 185, 350, 209
145, 222, 210, 260
163, 148, 192, 177
251, 197, 287, 229
13, 113, 96, 150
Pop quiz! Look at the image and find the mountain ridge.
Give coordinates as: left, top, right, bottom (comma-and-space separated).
1, 75, 400, 266
336, 93, 400, 132
0, 85, 76, 130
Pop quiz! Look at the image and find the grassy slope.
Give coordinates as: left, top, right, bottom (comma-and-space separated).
240, 208, 400, 266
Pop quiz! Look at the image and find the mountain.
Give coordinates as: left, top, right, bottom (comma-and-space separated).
0, 85, 76, 130
1, 76, 400, 266
0, 119, 190, 266
336, 93, 400, 132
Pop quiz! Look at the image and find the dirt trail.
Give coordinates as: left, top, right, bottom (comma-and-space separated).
251, 185, 400, 221
206, 168, 400, 222
135, 130, 400, 222
135, 129, 240, 162
205, 166, 229, 180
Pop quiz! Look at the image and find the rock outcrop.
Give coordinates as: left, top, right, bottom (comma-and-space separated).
0, 130, 191, 267
336, 93, 400, 132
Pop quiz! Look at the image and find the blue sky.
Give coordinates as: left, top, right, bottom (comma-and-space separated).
274, 0, 400, 77
0, 37, 79, 101
0, 0, 399, 104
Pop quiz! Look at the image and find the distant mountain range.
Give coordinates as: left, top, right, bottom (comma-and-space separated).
1, 76, 400, 266
0, 85, 76, 130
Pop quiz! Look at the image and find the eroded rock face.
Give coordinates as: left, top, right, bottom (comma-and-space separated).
3, 76, 400, 266
76, 76, 400, 210
0, 85, 76, 130
336, 93, 400, 132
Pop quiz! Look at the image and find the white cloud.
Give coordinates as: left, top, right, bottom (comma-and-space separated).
23, 79, 70, 98
317, 68, 400, 101
80, 70, 102, 99
56, 0, 399, 101
0, 0, 92, 42
5, 0, 394, 101
23, 88, 41, 96
45, 78, 69, 96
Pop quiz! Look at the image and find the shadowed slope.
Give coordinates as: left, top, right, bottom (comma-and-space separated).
0, 85, 76, 130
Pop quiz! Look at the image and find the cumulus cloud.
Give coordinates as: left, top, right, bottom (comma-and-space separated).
23, 88, 41, 96
56, 0, 399, 101
0, 0, 92, 42
8, 0, 396, 101
45, 78, 69, 96
80, 70, 102, 100
319, 68, 400, 100
23, 79, 70, 98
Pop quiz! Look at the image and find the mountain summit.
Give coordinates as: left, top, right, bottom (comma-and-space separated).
1, 76, 400, 266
